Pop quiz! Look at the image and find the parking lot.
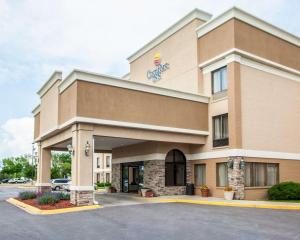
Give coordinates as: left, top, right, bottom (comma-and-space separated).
1, 186, 300, 240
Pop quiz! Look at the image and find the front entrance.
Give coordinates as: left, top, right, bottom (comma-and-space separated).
121, 162, 144, 193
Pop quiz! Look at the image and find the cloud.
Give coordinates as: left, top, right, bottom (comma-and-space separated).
0, 0, 297, 158
0, 117, 33, 159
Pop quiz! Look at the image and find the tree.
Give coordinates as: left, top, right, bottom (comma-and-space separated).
51, 152, 71, 179
0, 156, 36, 179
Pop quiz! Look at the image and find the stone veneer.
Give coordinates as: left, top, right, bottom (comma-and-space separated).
111, 160, 191, 196
144, 160, 192, 196
228, 156, 245, 200
111, 163, 121, 192
71, 190, 94, 206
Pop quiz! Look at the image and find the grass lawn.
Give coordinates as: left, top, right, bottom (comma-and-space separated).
268, 200, 300, 203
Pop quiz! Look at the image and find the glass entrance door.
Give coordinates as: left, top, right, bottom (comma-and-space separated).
122, 162, 144, 193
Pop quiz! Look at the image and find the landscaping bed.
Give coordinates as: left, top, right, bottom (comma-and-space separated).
16, 191, 77, 210
16, 198, 75, 210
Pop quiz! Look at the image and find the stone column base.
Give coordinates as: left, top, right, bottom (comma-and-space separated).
71, 190, 94, 206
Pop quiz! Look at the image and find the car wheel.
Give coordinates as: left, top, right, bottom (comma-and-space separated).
55, 186, 60, 191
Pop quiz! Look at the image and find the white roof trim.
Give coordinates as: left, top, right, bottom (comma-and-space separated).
127, 8, 212, 63
199, 48, 300, 83
113, 149, 300, 163
122, 72, 130, 80
197, 6, 300, 47
59, 69, 209, 103
188, 149, 300, 161
35, 116, 209, 141
113, 153, 166, 164
32, 104, 41, 115
37, 71, 62, 97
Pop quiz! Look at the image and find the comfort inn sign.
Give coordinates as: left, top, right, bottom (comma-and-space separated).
147, 53, 169, 82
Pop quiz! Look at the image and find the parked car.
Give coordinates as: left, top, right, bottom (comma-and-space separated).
62, 181, 71, 192
1, 179, 9, 183
51, 179, 71, 191
16, 178, 27, 184
8, 178, 17, 184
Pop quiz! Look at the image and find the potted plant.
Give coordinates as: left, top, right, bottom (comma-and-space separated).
200, 185, 210, 197
144, 189, 154, 198
140, 188, 150, 197
224, 186, 234, 200
107, 186, 117, 193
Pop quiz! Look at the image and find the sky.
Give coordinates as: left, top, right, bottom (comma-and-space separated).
0, 0, 299, 159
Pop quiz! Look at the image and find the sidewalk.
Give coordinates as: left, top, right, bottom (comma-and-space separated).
150, 195, 300, 210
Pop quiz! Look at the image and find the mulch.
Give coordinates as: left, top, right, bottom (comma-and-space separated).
16, 198, 76, 210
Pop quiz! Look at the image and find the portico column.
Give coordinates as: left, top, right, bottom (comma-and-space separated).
70, 124, 94, 206
36, 142, 52, 192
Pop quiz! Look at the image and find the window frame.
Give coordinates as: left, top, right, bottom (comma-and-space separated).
245, 162, 279, 187
194, 164, 206, 186
216, 162, 229, 187
96, 157, 100, 169
212, 66, 227, 94
165, 149, 186, 187
212, 113, 229, 147
106, 156, 111, 168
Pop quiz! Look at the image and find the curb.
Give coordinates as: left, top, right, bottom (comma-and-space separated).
6, 198, 102, 215
153, 199, 300, 210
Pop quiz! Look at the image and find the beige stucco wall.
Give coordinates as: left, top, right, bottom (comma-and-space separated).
234, 20, 300, 71
34, 112, 40, 139
191, 71, 229, 153
191, 158, 227, 198
244, 157, 300, 200
112, 141, 191, 160
76, 80, 208, 131
198, 19, 235, 64
130, 19, 204, 94
240, 65, 300, 153
59, 81, 77, 125
198, 19, 300, 71
40, 80, 60, 135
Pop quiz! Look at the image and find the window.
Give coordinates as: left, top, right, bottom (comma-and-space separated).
212, 67, 227, 94
96, 173, 100, 183
106, 173, 110, 183
213, 114, 229, 147
217, 163, 228, 187
96, 157, 100, 168
245, 163, 279, 187
165, 149, 186, 186
195, 164, 206, 186
106, 156, 111, 168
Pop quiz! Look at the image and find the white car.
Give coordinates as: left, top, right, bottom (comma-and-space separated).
8, 178, 17, 184
51, 179, 71, 191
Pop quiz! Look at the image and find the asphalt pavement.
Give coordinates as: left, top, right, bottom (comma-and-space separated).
0, 186, 300, 240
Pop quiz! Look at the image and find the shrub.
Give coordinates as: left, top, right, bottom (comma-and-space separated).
54, 192, 70, 201
96, 182, 111, 188
268, 182, 300, 200
19, 191, 37, 200
37, 193, 59, 205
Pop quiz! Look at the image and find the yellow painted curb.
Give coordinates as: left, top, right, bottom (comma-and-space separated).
6, 198, 102, 215
153, 199, 300, 210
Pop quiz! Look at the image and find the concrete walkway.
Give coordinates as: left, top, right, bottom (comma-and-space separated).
152, 195, 300, 210
94, 192, 300, 210
94, 192, 152, 207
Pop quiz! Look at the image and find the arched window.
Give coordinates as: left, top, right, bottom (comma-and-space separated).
165, 149, 186, 186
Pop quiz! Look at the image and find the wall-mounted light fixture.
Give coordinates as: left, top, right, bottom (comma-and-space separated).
84, 141, 91, 156
239, 159, 245, 169
227, 159, 234, 169
67, 144, 74, 156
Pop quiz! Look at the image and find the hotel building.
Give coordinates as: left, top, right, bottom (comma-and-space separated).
32, 7, 300, 205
